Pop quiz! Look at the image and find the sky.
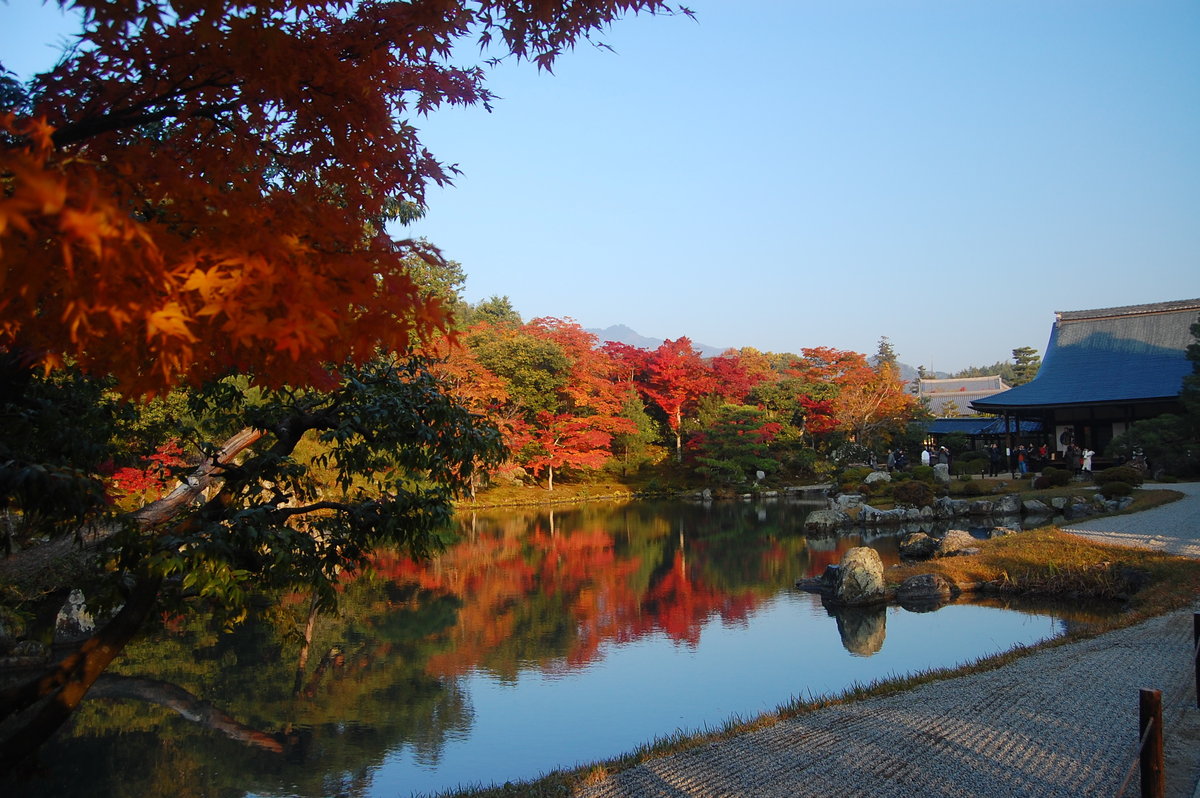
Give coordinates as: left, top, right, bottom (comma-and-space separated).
4, 1, 1198, 373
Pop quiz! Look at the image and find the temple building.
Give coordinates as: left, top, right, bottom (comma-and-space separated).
917, 375, 1010, 417
970, 298, 1199, 461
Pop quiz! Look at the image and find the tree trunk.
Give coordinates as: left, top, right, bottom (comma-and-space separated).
547, 465, 554, 492
0, 573, 163, 769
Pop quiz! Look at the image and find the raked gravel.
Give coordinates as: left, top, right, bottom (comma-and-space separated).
575, 484, 1200, 798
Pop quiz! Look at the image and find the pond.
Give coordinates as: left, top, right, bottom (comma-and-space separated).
4, 494, 1116, 798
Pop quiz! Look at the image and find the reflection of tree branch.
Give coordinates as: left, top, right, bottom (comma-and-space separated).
89, 673, 285, 754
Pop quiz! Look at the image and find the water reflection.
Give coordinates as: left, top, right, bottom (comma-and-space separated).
2, 496, 1118, 798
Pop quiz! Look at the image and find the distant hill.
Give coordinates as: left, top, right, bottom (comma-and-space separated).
586, 324, 726, 358
588, 324, 948, 381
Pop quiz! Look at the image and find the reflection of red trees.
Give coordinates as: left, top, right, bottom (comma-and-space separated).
636, 551, 756, 647
353, 518, 775, 678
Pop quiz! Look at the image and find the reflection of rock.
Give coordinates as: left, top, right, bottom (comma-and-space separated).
899, 532, 937, 560
897, 574, 954, 612
833, 604, 886, 656
834, 547, 886, 606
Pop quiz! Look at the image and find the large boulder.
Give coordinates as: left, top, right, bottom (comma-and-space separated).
899, 532, 937, 560
932, 463, 952, 485
995, 494, 1021, 515
936, 529, 979, 557
864, 471, 892, 485
832, 493, 864, 510
1022, 499, 1051, 515
834, 547, 887, 606
805, 508, 852, 532
968, 500, 994, 516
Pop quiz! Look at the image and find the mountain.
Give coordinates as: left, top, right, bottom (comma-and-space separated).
586, 324, 727, 358
588, 325, 946, 380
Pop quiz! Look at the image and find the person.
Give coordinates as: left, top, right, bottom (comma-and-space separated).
988, 443, 1001, 477
1017, 444, 1027, 475
920, 446, 931, 467
1082, 447, 1094, 473
887, 450, 895, 471
938, 446, 950, 467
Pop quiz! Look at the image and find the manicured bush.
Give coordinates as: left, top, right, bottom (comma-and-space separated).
959, 480, 986, 497
892, 480, 935, 508
1094, 465, 1145, 487
841, 466, 873, 485
1039, 466, 1072, 488
908, 465, 935, 483
1100, 481, 1134, 499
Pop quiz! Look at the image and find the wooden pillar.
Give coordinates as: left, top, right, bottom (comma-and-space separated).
1140, 688, 1164, 798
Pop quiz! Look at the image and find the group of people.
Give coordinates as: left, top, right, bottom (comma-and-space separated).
881, 439, 1098, 478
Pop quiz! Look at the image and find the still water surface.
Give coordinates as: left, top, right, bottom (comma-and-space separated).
8, 495, 1105, 798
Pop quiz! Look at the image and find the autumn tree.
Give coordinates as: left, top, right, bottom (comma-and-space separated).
0, 0, 685, 767
638, 338, 716, 461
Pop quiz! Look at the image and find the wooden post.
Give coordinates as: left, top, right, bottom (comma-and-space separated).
1140, 688, 1164, 798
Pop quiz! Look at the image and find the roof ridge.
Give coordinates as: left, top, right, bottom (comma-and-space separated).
1056, 298, 1200, 322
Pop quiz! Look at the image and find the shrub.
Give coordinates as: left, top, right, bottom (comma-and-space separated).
959, 480, 986, 497
1039, 466, 1071, 488
1100, 481, 1134, 499
892, 480, 934, 508
908, 465, 935, 484
841, 467, 873, 485
1032, 475, 1052, 490
1094, 465, 1145, 487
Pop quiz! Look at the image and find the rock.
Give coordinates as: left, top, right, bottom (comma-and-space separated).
899, 532, 937, 560
832, 493, 864, 510
904, 507, 923, 521
932, 463, 952, 485
833, 605, 886, 655
834, 547, 887, 606
1051, 496, 1069, 510
919, 505, 935, 519
56, 588, 97, 643
932, 497, 957, 520
864, 471, 892, 485
897, 573, 954, 610
1116, 496, 1134, 511
1065, 502, 1093, 519
804, 509, 851, 532
936, 529, 977, 557
968, 500, 994, 516
988, 526, 1019, 538
995, 494, 1021, 514
1022, 499, 1051, 515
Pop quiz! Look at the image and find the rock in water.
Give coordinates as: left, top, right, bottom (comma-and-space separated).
834, 547, 886, 606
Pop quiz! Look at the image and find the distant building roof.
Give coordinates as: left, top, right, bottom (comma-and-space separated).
972, 299, 1199, 412
918, 375, 1010, 416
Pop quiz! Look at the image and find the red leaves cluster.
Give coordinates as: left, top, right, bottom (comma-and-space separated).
1, 1, 684, 394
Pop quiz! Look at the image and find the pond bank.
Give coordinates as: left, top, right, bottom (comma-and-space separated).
568, 482, 1200, 798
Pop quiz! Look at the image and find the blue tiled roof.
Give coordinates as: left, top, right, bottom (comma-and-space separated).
972, 300, 1199, 411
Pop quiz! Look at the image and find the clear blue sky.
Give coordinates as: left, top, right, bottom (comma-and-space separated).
5, 1, 1199, 373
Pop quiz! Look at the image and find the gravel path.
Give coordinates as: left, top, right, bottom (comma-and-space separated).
575, 484, 1200, 798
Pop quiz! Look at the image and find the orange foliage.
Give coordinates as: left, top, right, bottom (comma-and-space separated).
1, 1, 685, 393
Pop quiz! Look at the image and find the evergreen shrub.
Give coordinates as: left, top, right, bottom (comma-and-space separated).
892, 480, 934, 508
909, 465, 935, 483
1100, 481, 1134, 499
1094, 465, 1145, 487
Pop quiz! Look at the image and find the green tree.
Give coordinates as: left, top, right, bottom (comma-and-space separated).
1011, 347, 1042, 385
691, 405, 782, 486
